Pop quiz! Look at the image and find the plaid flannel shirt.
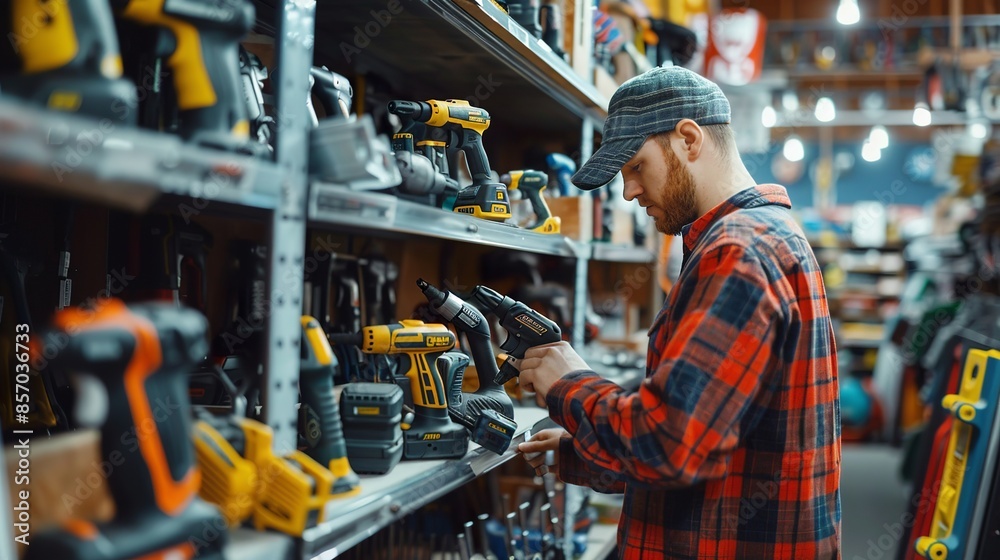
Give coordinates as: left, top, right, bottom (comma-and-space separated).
548, 185, 841, 559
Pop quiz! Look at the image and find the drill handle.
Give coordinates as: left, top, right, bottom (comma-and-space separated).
494, 360, 520, 386
520, 183, 554, 229
298, 365, 349, 467
457, 130, 494, 185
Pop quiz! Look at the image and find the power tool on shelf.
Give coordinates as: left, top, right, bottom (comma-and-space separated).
110, 0, 255, 150
437, 352, 516, 455
329, 321, 470, 459
298, 316, 361, 494
0, 0, 138, 122
502, 170, 561, 234
26, 299, 226, 560
387, 98, 511, 222
468, 284, 563, 386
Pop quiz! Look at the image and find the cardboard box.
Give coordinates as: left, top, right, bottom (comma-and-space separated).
546, 195, 593, 242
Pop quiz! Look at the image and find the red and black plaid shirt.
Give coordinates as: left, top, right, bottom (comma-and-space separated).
548, 185, 841, 559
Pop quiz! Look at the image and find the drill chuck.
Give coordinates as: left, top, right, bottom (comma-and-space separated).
388, 99, 433, 121
327, 332, 364, 347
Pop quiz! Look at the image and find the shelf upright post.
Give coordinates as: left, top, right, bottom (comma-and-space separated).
262, 0, 317, 453
572, 115, 596, 348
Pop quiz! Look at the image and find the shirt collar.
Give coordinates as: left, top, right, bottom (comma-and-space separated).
680, 184, 792, 252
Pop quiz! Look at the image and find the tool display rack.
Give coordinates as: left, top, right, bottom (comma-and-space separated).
0, 1, 654, 558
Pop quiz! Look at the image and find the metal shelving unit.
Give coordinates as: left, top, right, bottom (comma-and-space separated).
300, 408, 552, 560
308, 183, 590, 259
591, 244, 656, 264
0, 98, 282, 213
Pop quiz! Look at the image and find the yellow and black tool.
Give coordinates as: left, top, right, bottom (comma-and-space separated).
0, 0, 137, 121
502, 169, 561, 234
915, 348, 1000, 560
110, 0, 255, 149
329, 321, 471, 459
193, 414, 258, 527
299, 316, 361, 494
387, 99, 511, 222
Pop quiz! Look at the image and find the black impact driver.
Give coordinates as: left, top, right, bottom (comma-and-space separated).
437, 352, 516, 455
26, 299, 226, 560
417, 278, 514, 419
469, 284, 563, 386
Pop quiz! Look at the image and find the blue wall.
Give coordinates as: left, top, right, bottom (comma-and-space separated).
740, 141, 946, 210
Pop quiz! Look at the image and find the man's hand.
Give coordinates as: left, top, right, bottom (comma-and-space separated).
514, 341, 591, 406
518, 428, 568, 476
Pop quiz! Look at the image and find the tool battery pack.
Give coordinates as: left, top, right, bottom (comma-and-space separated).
340, 383, 404, 474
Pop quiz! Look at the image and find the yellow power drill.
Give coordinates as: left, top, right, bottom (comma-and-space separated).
0, 0, 137, 121
387, 99, 512, 222
110, 0, 254, 150
502, 169, 561, 234
329, 320, 471, 460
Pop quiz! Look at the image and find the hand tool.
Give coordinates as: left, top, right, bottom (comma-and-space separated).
110, 0, 255, 150
478, 513, 499, 560
458, 533, 471, 560
310, 65, 353, 120
504, 512, 521, 560
361, 254, 399, 326
545, 153, 575, 196
501, 170, 560, 234
0, 0, 137, 122
387, 99, 511, 222
538, 504, 554, 560
329, 321, 470, 459
394, 150, 461, 196
518, 502, 532, 558
464, 520, 486, 560
26, 299, 227, 560
507, 0, 542, 38
298, 316, 362, 494
466, 284, 563, 386
238, 46, 274, 153
436, 349, 515, 454
192, 410, 259, 526
418, 279, 514, 418
539, 1, 567, 60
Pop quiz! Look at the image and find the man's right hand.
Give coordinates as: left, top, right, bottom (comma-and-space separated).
518, 428, 568, 476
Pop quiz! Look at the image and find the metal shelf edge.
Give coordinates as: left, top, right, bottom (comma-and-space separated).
0, 98, 281, 213
300, 406, 551, 559
309, 183, 589, 258
590, 244, 655, 264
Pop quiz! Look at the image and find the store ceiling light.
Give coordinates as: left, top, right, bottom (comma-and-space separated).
815, 97, 836, 122
869, 125, 889, 150
782, 91, 799, 112
783, 136, 805, 162
861, 140, 881, 162
970, 120, 989, 139
761, 106, 777, 128
913, 102, 932, 127
837, 0, 860, 25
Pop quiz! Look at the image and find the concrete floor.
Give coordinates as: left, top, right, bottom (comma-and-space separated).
841, 444, 912, 560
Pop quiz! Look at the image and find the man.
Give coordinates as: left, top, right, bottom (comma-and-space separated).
515, 66, 841, 559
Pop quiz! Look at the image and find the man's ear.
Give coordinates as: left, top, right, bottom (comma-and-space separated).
674, 119, 703, 162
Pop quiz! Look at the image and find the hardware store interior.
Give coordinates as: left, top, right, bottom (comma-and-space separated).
2, 0, 1000, 558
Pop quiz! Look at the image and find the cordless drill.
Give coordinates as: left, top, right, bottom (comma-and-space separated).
387, 99, 511, 222
298, 316, 361, 494
0, 0, 137, 122
111, 0, 255, 150
329, 321, 470, 459
417, 279, 514, 419
502, 170, 561, 234
437, 352, 516, 455
26, 299, 226, 560
468, 285, 563, 386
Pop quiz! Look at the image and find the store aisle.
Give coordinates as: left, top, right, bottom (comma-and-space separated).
841, 444, 911, 560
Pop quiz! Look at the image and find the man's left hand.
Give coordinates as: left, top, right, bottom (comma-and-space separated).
514, 341, 591, 406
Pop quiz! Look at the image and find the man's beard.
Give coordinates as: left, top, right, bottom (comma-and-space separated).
655, 149, 699, 236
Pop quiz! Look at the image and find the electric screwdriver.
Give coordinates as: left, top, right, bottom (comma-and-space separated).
502, 170, 561, 233
111, 0, 255, 149
468, 285, 563, 386
26, 299, 226, 560
417, 278, 514, 419
329, 321, 470, 459
437, 352, 516, 454
0, 0, 138, 122
298, 316, 361, 495
387, 99, 511, 222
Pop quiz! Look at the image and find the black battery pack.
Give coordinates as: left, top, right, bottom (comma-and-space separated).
340, 383, 405, 474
